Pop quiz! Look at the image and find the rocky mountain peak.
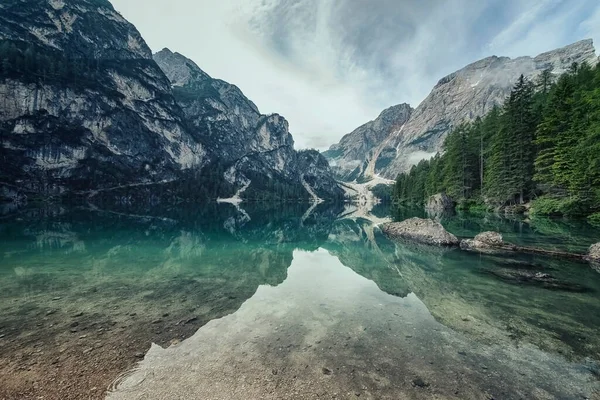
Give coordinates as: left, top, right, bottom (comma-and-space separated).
376, 103, 413, 126
0, 0, 151, 60
152, 49, 342, 200
1, 0, 344, 205
534, 39, 597, 71
323, 103, 413, 181
152, 49, 300, 161
153, 48, 211, 86
0, 0, 209, 198
328, 38, 599, 181
153, 50, 260, 115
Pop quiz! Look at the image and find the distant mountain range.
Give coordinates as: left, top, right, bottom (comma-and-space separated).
0, 0, 343, 205
2, 0, 598, 202
325, 39, 599, 181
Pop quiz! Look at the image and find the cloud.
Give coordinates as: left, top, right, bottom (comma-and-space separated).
486, 0, 596, 57
110, 0, 600, 150
486, 0, 563, 52
581, 3, 600, 53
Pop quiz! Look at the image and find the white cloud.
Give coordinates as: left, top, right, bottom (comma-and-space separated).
487, 0, 562, 53
487, 0, 592, 57
111, 0, 380, 150
581, 5, 600, 55
110, 0, 600, 150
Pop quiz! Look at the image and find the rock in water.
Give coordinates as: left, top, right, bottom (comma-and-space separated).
586, 243, 600, 262
589, 243, 600, 272
475, 232, 504, 246
426, 193, 455, 212
381, 218, 459, 246
460, 231, 505, 253
485, 269, 588, 292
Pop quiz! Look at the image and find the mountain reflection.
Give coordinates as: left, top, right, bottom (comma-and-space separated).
1, 203, 600, 370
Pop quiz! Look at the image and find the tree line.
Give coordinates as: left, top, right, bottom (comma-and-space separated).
393, 62, 600, 221
0, 40, 105, 86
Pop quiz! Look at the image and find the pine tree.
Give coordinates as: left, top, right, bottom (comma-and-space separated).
503, 75, 536, 203
534, 74, 575, 189
391, 63, 600, 216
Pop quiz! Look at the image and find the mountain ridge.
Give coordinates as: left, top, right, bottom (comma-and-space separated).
325, 38, 599, 181
0, 0, 343, 205
153, 48, 343, 200
323, 103, 412, 181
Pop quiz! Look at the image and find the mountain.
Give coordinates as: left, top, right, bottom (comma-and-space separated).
0, 0, 208, 200
325, 39, 599, 181
153, 49, 343, 201
322, 103, 412, 181
0, 0, 342, 204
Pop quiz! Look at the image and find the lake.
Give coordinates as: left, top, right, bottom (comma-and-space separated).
1, 203, 599, 399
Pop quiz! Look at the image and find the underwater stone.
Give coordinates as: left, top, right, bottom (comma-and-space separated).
586, 243, 600, 262
460, 231, 505, 253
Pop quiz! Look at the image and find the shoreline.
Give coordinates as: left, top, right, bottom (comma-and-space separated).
0, 298, 210, 400
0, 276, 253, 400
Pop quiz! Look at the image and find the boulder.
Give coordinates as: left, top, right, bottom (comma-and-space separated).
475, 232, 504, 246
381, 218, 459, 246
586, 243, 600, 263
460, 231, 506, 253
425, 193, 455, 212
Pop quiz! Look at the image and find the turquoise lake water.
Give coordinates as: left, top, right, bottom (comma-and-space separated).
1, 204, 599, 399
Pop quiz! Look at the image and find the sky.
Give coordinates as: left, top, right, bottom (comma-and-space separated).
111, 0, 600, 150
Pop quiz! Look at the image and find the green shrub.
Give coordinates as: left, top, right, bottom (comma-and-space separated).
588, 213, 600, 227
468, 203, 490, 214
456, 199, 489, 214
530, 196, 588, 217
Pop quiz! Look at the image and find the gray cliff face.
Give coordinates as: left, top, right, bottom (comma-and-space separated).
0, 0, 152, 60
0, 0, 207, 197
153, 49, 279, 162
328, 39, 599, 181
381, 39, 599, 179
323, 104, 412, 181
153, 49, 343, 200
0, 0, 342, 203
296, 149, 342, 200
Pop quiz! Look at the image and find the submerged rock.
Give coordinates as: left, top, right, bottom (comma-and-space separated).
381, 218, 459, 246
485, 269, 589, 293
426, 193, 455, 212
586, 243, 600, 262
460, 231, 507, 253
475, 232, 504, 246
485, 257, 548, 271
412, 377, 430, 388
587, 243, 600, 272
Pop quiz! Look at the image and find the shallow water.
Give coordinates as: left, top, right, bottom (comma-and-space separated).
1, 204, 600, 399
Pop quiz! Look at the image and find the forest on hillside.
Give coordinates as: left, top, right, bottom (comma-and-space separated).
392, 61, 600, 224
